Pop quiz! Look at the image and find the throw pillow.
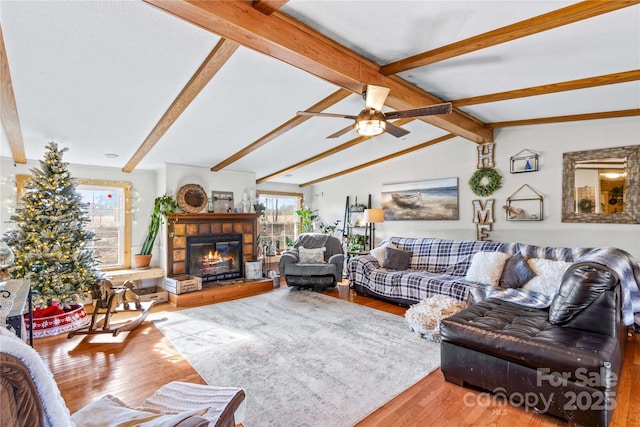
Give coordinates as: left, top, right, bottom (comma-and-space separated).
382, 247, 412, 270
443, 255, 472, 277
465, 251, 511, 287
522, 258, 573, 296
370, 242, 398, 266
499, 252, 537, 288
549, 262, 618, 324
71, 395, 207, 427
298, 246, 326, 263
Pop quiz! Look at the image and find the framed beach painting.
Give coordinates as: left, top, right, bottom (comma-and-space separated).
381, 177, 459, 220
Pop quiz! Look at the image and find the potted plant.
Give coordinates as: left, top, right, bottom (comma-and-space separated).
253, 202, 266, 216
295, 208, 318, 233
609, 186, 624, 205
319, 219, 341, 237
135, 194, 178, 268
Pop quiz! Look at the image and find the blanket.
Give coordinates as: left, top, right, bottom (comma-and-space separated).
473, 247, 640, 330
293, 233, 329, 249
0, 328, 73, 427
582, 247, 640, 328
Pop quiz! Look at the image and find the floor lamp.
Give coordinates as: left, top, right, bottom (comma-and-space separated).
364, 208, 384, 250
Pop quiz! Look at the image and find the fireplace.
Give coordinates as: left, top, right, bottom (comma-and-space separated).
186, 234, 243, 282
166, 213, 261, 281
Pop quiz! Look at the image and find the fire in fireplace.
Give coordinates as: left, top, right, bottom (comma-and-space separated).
186, 234, 243, 282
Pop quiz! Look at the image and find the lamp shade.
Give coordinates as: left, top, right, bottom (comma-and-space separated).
364, 208, 384, 224
355, 119, 385, 136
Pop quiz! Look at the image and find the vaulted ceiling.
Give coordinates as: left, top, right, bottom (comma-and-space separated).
1, 1, 638, 186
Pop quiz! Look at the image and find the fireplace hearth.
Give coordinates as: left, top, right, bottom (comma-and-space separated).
187, 234, 242, 282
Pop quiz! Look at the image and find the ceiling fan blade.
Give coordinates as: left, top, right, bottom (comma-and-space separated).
327, 124, 355, 139
385, 103, 452, 120
296, 111, 357, 119
364, 85, 390, 111
384, 122, 411, 138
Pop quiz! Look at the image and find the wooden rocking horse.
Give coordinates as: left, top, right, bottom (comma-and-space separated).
68, 279, 155, 338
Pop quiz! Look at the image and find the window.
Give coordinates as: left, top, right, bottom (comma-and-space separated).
15, 175, 132, 270
257, 191, 302, 253
77, 180, 131, 270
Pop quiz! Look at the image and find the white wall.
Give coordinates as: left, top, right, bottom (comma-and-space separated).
309, 117, 640, 259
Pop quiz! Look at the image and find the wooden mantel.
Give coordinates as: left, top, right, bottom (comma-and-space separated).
166, 212, 261, 278
168, 212, 261, 222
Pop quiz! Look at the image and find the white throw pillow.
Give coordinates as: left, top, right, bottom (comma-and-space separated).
465, 251, 511, 287
370, 242, 398, 266
522, 258, 573, 296
298, 246, 326, 263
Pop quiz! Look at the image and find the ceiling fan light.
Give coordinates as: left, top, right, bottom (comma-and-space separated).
356, 119, 386, 136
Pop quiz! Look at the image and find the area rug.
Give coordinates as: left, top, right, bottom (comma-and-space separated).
152, 289, 440, 427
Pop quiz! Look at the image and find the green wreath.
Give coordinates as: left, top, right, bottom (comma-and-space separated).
468, 167, 502, 197
578, 198, 593, 213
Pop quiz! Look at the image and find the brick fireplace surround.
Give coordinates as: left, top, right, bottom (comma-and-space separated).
166, 213, 261, 278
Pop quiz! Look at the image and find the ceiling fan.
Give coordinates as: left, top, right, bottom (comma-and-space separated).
297, 84, 452, 139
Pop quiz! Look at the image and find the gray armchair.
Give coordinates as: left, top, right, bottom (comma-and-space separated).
279, 233, 344, 291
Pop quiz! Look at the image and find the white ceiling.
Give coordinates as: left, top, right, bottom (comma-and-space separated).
1, 1, 638, 185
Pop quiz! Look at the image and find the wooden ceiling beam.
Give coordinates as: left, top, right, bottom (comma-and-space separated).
252, 0, 288, 15
384, 75, 488, 141
453, 70, 640, 107
122, 38, 239, 172
211, 88, 351, 171
257, 118, 415, 184
143, 0, 493, 144
487, 109, 640, 128
380, 0, 640, 75
299, 134, 456, 187
0, 25, 26, 164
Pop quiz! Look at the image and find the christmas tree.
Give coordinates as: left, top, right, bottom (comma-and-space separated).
2, 142, 102, 307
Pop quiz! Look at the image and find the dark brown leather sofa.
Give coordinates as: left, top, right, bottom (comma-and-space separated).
440, 262, 626, 427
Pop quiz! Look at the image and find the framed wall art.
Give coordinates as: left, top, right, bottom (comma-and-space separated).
381, 177, 459, 220
211, 191, 234, 213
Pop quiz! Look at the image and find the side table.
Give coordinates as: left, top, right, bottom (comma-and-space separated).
0, 279, 32, 345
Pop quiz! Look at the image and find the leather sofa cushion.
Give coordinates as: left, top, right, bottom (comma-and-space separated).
549, 262, 618, 325
440, 298, 621, 390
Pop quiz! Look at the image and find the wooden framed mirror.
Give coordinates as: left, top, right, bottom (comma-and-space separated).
562, 145, 639, 224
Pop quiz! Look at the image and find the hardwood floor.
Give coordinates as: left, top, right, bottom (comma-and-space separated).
34, 282, 640, 426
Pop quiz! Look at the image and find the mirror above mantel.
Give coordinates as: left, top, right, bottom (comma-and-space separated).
562, 145, 639, 224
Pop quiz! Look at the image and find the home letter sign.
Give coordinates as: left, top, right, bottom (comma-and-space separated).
476, 143, 495, 168
472, 199, 494, 224
472, 199, 494, 241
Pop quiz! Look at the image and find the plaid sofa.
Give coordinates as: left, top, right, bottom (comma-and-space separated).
348, 236, 591, 306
